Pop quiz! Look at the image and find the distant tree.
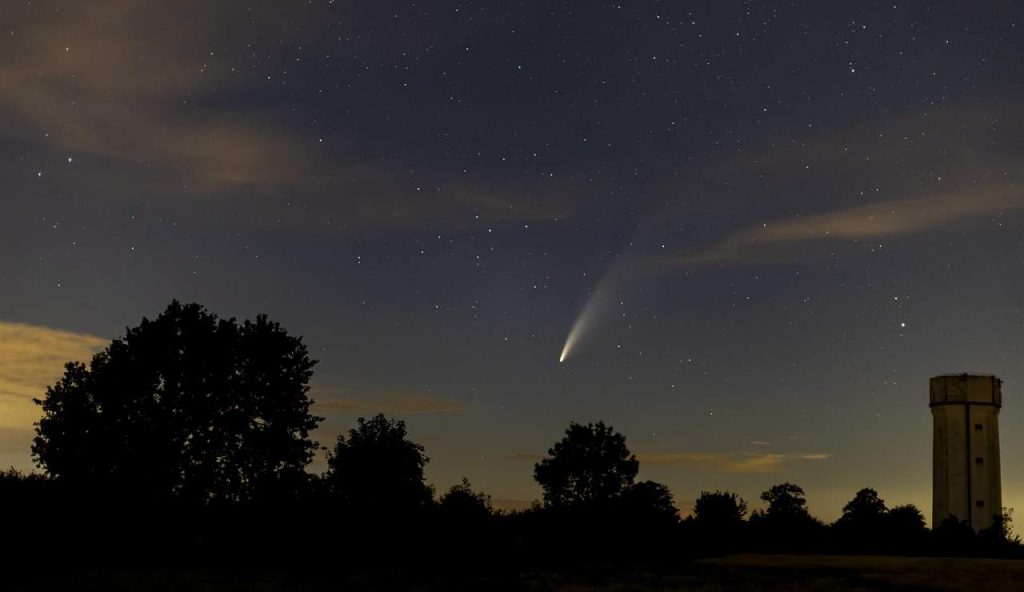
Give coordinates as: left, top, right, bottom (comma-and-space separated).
533, 421, 639, 508
0, 469, 61, 559
32, 301, 321, 504
884, 503, 928, 549
439, 477, 493, 521
980, 508, 1020, 545
760, 482, 811, 521
432, 478, 497, 563
617, 480, 679, 525
686, 490, 747, 555
934, 514, 977, 552
748, 482, 823, 551
325, 414, 433, 514
0, 467, 40, 482
834, 488, 889, 551
693, 490, 748, 528
887, 503, 926, 531
0, 468, 51, 502
1000, 508, 1020, 544
837, 488, 887, 526
842, 488, 887, 517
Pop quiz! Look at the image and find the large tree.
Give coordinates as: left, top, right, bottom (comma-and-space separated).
533, 421, 639, 508
32, 301, 321, 504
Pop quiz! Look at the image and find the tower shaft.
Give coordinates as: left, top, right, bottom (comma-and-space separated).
930, 374, 1002, 531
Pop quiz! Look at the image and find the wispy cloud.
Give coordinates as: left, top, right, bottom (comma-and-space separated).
0, 321, 106, 468
648, 101, 1024, 269
672, 188, 1021, 267
637, 451, 829, 474
312, 385, 465, 416
0, 321, 107, 429
0, 1, 311, 189
0, 0, 576, 229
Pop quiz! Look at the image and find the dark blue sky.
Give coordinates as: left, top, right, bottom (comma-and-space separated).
1, 1, 1022, 519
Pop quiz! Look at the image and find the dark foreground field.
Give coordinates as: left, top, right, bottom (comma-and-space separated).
12, 555, 1024, 592
693, 555, 1024, 591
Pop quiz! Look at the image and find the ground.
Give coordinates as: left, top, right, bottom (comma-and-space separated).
12, 555, 1024, 591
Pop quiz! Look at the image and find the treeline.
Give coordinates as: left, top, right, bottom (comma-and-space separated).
2, 422, 1018, 571
0, 302, 1019, 573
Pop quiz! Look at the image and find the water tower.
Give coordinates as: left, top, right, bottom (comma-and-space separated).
930, 374, 1002, 531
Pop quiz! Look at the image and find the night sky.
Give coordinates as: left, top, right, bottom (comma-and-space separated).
2, 1, 1023, 521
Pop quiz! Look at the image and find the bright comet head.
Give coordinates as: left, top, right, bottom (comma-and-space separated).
557, 296, 595, 363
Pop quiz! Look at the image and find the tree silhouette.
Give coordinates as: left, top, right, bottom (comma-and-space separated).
884, 503, 928, 551
759, 482, 811, 521
887, 503, 925, 531
439, 477, 494, 520
0, 468, 53, 508
687, 490, 747, 555
325, 414, 433, 514
617, 480, 679, 524
749, 482, 822, 551
979, 508, 1020, 546
32, 301, 321, 504
533, 421, 639, 508
839, 487, 887, 522
693, 490, 748, 528
933, 514, 977, 553
432, 478, 497, 566
834, 488, 888, 550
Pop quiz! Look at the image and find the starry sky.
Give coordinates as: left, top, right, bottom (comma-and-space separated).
1, 1, 1023, 521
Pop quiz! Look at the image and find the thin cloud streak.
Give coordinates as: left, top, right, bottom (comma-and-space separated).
672, 189, 1022, 267
312, 386, 465, 416
637, 451, 830, 474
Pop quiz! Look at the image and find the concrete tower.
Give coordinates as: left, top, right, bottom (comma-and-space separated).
930, 374, 1002, 531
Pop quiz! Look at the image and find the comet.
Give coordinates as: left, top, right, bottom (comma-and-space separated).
558, 343, 571, 363
558, 247, 634, 363
558, 294, 601, 363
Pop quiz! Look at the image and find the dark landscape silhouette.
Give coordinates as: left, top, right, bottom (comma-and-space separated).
2, 302, 1020, 589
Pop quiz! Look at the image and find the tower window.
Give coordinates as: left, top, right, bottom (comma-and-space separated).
977, 500, 985, 508
975, 424, 983, 431
976, 457, 984, 464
